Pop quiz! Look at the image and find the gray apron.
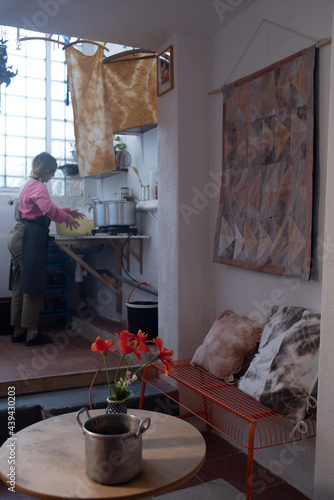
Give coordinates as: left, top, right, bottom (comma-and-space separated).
20, 216, 50, 295
14, 177, 51, 296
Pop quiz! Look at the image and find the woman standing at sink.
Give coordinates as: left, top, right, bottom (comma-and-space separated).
8, 152, 85, 346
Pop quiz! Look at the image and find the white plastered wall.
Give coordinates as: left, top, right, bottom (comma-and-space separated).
314, 7, 334, 499
156, 0, 333, 497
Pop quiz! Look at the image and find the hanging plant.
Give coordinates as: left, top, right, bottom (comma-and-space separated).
0, 38, 17, 113
0, 38, 17, 87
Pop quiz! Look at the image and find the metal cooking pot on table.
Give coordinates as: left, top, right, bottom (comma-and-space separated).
106, 200, 136, 226
91, 198, 107, 227
92, 198, 136, 227
76, 407, 150, 485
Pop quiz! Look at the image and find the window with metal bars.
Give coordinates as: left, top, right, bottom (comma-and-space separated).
0, 26, 78, 194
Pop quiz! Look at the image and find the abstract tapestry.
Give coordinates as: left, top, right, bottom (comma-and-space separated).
213, 46, 315, 280
65, 46, 115, 177
104, 52, 157, 133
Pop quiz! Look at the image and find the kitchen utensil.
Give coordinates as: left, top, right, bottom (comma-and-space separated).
106, 200, 136, 226
131, 166, 143, 186
58, 164, 79, 176
92, 198, 107, 227
76, 408, 150, 485
115, 150, 132, 170
55, 219, 94, 236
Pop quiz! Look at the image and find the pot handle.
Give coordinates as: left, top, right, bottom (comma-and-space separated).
91, 197, 101, 204
76, 407, 91, 429
139, 417, 151, 435
122, 417, 151, 443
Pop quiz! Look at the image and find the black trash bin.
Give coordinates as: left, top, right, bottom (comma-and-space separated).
126, 301, 158, 340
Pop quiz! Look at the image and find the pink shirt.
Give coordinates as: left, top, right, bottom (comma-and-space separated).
19, 179, 69, 223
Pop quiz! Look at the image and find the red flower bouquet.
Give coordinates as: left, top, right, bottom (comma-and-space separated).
91, 330, 174, 401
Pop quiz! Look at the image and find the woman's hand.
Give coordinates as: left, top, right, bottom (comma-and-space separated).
68, 209, 86, 220
64, 214, 80, 230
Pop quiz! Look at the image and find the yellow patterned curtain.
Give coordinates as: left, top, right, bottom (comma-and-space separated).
103, 51, 157, 133
65, 46, 115, 177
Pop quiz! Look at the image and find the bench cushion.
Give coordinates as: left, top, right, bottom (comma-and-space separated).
238, 306, 320, 426
191, 310, 263, 381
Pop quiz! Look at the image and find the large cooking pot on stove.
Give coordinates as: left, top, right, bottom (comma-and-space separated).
106, 200, 136, 227
92, 198, 136, 227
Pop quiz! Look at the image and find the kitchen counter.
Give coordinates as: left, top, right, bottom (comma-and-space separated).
52, 234, 151, 312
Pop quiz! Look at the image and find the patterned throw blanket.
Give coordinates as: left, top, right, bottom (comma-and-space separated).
238, 305, 320, 429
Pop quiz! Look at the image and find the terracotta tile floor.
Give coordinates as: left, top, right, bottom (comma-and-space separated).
0, 316, 126, 384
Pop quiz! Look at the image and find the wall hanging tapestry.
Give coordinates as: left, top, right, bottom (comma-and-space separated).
213, 46, 315, 280
65, 46, 115, 177
103, 50, 157, 133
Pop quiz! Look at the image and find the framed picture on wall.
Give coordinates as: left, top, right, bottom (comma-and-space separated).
157, 45, 174, 96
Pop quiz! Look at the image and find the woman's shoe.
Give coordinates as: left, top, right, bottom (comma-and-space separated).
11, 329, 27, 343
25, 331, 52, 346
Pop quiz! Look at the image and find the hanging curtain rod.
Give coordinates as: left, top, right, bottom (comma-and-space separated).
19, 37, 109, 52
104, 55, 156, 64
104, 48, 156, 64
208, 17, 332, 96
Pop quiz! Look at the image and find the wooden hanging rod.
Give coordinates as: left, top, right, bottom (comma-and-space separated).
208, 36, 332, 96
316, 37, 332, 49
104, 55, 156, 64
19, 37, 109, 52
62, 39, 109, 51
103, 48, 156, 64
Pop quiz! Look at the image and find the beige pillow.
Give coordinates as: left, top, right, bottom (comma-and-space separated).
191, 310, 263, 381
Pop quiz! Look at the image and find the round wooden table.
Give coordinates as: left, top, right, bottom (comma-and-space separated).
0, 409, 206, 499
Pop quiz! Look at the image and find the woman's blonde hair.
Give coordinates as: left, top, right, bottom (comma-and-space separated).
30, 152, 57, 179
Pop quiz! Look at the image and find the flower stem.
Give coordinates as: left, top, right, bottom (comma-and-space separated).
114, 353, 125, 384
127, 352, 134, 372
102, 353, 112, 397
133, 356, 159, 377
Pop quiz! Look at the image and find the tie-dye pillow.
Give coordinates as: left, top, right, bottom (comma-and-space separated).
238, 306, 320, 427
191, 310, 263, 381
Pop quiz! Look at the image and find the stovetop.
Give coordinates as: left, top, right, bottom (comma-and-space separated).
92, 226, 138, 236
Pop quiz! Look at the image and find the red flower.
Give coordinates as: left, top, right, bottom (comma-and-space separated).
134, 330, 151, 354
91, 336, 118, 354
116, 330, 136, 354
153, 337, 174, 375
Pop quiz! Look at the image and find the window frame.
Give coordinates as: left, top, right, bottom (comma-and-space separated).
0, 26, 77, 194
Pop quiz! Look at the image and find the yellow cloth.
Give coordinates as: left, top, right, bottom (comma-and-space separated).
103, 52, 157, 133
65, 46, 115, 177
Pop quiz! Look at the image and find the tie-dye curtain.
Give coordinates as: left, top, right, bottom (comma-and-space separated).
65, 46, 115, 177
103, 51, 157, 133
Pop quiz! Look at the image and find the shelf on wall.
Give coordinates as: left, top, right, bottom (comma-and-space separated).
83, 168, 127, 179
115, 123, 157, 135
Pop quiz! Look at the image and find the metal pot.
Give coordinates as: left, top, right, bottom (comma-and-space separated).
106, 200, 136, 226
92, 198, 107, 227
76, 407, 150, 485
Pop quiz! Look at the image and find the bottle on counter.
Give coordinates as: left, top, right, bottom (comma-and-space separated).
121, 187, 132, 201
141, 185, 150, 201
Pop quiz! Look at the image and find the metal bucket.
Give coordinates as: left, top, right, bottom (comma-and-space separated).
76, 408, 150, 485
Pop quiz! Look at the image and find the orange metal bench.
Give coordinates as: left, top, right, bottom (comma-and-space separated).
139, 358, 316, 500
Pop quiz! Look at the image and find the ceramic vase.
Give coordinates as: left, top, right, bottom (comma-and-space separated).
105, 398, 127, 414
